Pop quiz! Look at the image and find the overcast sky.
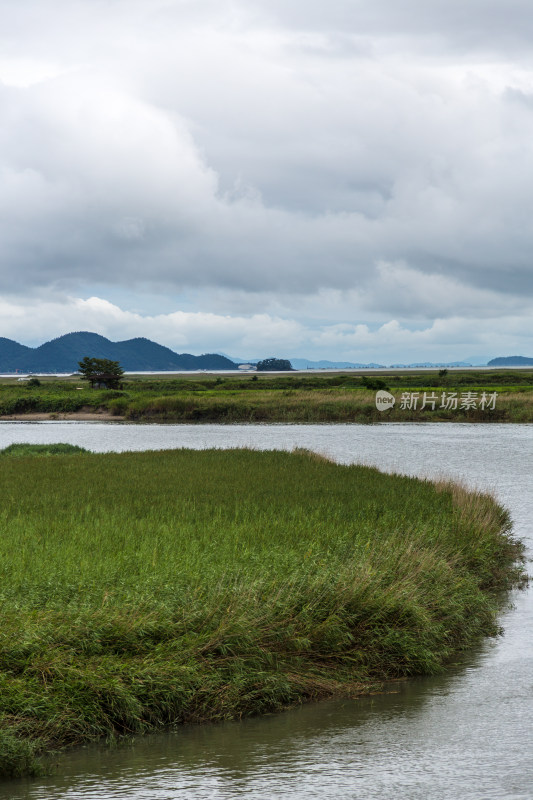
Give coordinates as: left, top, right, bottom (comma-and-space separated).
1, 0, 532, 363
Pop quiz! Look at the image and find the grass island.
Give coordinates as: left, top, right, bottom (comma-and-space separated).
0, 444, 525, 777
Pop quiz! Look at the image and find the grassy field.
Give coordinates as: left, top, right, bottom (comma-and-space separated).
1, 370, 533, 421
0, 445, 525, 777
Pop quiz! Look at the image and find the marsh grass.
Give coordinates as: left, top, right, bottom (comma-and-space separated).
1, 372, 533, 422
0, 447, 525, 777
0, 443, 88, 458
114, 389, 531, 422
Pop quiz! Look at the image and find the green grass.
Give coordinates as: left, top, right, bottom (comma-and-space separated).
106, 387, 531, 422
0, 443, 89, 458
0, 445, 525, 778
1, 371, 533, 421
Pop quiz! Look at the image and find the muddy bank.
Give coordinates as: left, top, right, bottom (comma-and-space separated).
0, 411, 125, 422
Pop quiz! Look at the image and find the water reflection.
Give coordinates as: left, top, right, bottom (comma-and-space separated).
6, 656, 530, 800
0, 423, 532, 799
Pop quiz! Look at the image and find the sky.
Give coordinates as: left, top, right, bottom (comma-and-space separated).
1, 0, 532, 363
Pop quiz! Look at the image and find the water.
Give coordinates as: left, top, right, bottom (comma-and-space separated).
1, 422, 532, 799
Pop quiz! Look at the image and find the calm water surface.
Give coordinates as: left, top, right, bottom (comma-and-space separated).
0, 422, 532, 800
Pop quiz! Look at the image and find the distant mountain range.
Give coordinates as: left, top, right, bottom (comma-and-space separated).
227, 356, 482, 369
289, 358, 386, 369
227, 357, 394, 369
388, 361, 473, 368
487, 356, 533, 366
3, 332, 529, 373
0, 332, 237, 373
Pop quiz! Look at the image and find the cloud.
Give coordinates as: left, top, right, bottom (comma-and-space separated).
258, 0, 533, 56
1, 294, 532, 363
0, 1, 532, 360
1, 54, 532, 303
361, 262, 528, 319
0, 295, 306, 356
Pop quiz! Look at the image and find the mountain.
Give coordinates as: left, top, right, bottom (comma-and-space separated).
0, 337, 32, 363
487, 356, 533, 366
290, 358, 386, 369
464, 355, 490, 366
0, 332, 237, 373
225, 356, 479, 370
389, 361, 473, 368
226, 357, 388, 369
218, 353, 258, 365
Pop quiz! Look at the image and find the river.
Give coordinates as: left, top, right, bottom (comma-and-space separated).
0, 422, 532, 799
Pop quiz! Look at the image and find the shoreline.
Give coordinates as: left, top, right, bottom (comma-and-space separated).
0, 410, 529, 424
0, 411, 125, 421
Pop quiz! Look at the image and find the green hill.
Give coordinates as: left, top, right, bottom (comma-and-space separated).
0, 332, 237, 372
488, 356, 533, 366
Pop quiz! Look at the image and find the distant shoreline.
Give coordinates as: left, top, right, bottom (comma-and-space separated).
3, 365, 533, 379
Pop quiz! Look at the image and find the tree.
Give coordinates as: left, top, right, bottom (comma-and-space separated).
256, 358, 293, 371
78, 357, 124, 389
361, 376, 389, 391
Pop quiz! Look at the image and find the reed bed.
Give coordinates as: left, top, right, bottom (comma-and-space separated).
0, 446, 525, 777
112, 389, 530, 422
1, 373, 533, 422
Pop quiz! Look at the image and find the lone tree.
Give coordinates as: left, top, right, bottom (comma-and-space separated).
256, 357, 293, 371
78, 357, 124, 389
